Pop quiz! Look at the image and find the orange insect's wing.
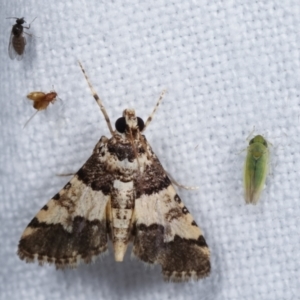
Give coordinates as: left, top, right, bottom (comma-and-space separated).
27, 92, 46, 102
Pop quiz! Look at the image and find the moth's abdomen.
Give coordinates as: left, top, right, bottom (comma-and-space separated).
110, 179, 134, 261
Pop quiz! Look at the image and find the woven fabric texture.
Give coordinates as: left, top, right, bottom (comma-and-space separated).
1, 1, 300, 299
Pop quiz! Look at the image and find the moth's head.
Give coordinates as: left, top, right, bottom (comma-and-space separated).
115, 109, 144, 135
249, 135, 268, 147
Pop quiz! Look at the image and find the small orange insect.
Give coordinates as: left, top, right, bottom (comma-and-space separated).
27, 91, 57, 110
24, 91, 58, 127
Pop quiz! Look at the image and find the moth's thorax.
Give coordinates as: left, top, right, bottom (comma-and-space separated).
94, 135, 150, 182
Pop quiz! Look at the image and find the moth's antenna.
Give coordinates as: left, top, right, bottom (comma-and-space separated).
78, 61, 114, 135
142, 90, 166, 132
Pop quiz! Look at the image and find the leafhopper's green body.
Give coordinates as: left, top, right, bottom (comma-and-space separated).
243, 135, 269, 204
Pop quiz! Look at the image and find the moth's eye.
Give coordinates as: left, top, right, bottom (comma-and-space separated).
249, 138, 254, 145
115, 117, 126, 133
137, 117, 144, 131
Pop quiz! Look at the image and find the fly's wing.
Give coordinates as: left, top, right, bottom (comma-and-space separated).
18, 137, 114, 268
8, 33, 26, 60
8, 32, 17, 60
132, 137, 210, 282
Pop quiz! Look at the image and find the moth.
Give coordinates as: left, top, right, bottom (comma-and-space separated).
243, 135, 269, 204
24, 90, 58, 127
18, 62, 211, 282
7, 17, 36, 60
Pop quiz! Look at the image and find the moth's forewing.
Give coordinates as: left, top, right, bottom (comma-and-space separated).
243, 135, 269, 204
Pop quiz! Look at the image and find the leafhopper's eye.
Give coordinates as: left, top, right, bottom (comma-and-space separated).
249, 138, 255, 145
137, 117, 144, 131
115, 117, 126, 133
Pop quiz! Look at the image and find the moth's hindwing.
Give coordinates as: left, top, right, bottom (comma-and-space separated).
18, 137, 112, 268
243, 135, 269, 204
132, 138, 211, 282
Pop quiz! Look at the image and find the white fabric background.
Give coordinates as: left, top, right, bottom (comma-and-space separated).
1, 0, 300, 299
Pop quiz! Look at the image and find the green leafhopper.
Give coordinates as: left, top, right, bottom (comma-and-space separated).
243, 135, 269, 204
